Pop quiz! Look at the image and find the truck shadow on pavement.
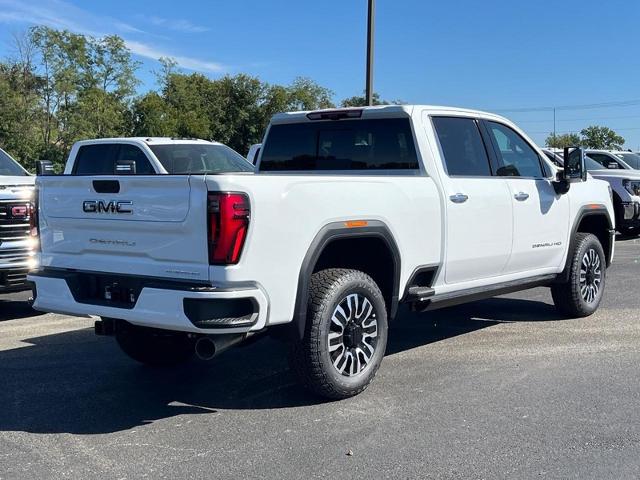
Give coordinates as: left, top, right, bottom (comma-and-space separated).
0, 295, 567, 435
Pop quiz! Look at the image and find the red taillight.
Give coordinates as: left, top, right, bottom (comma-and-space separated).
208, 192, 250, 265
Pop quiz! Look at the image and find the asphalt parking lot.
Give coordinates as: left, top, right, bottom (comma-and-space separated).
1, 237, 639, 480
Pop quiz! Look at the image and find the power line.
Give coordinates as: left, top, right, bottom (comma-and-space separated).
528, 126, 640, 135
516, 114, 640, 125
495, 99, 640, 113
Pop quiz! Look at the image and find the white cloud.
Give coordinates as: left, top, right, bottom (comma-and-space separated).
0, 0, 227, 74
126, 40, 225, 73
148, 16, 209, 34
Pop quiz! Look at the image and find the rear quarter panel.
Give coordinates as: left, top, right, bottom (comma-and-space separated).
204, 173, 442, 325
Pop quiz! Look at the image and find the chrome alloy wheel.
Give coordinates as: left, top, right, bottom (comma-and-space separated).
580, 248, 602, 304
328, 293, 379, 377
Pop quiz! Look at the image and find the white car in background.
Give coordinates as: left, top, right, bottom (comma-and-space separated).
0, 148, 36, 292
586, 150, 640, 170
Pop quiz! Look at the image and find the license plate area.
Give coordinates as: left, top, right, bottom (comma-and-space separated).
67, 273, 143, 309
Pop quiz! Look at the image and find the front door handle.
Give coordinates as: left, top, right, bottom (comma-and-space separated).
449, 193, 469, 204
514, 192, 529, 201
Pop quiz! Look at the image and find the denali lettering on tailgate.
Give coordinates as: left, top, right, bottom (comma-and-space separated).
83, 200, 133, 214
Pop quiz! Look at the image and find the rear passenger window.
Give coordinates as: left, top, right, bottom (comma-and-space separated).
73, 144, 155, 175
432, 117, 492, 176
486, 122, 544, 178
260, 118, 419, 171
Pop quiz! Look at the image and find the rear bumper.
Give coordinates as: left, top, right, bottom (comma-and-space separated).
28, 270, 269, 334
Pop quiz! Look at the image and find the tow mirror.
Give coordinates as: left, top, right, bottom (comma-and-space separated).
115, 160, 136, 175
606, 161, 619, 169
36, 160, 55, 175
564, 147, 587, 182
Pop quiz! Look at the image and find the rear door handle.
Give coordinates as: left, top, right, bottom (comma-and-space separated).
449, 193, 469, 204
514, 192, 529, 201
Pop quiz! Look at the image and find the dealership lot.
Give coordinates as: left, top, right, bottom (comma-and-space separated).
0, 237, 638, 479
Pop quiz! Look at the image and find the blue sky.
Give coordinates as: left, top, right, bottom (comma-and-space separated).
1, 0, 639, 148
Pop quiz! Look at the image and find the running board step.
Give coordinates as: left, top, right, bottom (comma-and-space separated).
405, 286, 435, 302
412, 273, 557, 313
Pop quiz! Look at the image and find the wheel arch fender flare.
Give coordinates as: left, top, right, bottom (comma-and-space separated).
291, 220, 401, 340
558, 204, 614, 283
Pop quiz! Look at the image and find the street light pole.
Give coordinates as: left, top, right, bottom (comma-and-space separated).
365, 0, 375, 106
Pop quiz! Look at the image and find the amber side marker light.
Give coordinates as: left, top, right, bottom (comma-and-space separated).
345, 220, 369, 228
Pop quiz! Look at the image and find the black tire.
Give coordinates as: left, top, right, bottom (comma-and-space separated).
114, 320, 195, 366
551, 233, 606, 318
289, 268, 388, 400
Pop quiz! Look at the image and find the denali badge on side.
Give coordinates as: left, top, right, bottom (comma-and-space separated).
83, 200, 133, 214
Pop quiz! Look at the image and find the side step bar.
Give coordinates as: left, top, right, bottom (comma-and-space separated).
409, 274, 557, 312
404, 286, 435, 302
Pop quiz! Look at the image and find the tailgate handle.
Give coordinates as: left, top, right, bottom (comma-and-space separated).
93, 180, 120, 194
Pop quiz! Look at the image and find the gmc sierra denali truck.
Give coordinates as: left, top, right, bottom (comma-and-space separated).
0, 148, 36, 292
29, 107, 615, 399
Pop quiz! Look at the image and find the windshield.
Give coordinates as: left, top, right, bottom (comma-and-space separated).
0, 149, 28, 176
149, 144, 254, 174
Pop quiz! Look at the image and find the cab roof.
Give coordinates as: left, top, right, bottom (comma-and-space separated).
270, 104, 511, 125
73, 137, 222, 147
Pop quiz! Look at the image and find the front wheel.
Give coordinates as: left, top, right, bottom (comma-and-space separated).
114, 320, 195, 366
551, 233, 606, 317
289, 269, 388, 399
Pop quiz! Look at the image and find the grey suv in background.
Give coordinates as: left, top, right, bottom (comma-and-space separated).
543, 148, 640, 235
584, 150, 640, 234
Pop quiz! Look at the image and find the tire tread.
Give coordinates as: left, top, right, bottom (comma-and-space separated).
290, 268, 386, 399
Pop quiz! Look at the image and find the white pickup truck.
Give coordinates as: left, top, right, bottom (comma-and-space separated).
0, 148, 36, 292
30, 106, 615, 399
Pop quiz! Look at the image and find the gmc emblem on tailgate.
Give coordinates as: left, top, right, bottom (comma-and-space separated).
83, 200, 133, 214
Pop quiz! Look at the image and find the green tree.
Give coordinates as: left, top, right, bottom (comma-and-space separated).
340, 92, 404, 107
0, 25, 339, 169
0, 62, 42, 169
129, 91, 177, 137
25, 26, 139, 168
545, 133, 582, 149
580, 126, 625, 150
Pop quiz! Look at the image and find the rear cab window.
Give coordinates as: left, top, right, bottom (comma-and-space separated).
432, 117, 493, 176
73, 143, 155, 175
259, 118, 419, 171
149, 144, 254, 174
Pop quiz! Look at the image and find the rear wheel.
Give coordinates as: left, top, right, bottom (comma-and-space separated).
114, 320, 195, 366
289, 269, 388, 399
551, 233, 606, 317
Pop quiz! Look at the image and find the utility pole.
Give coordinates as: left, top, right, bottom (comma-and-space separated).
365, 0, 375, 106
553, 107, 556, 138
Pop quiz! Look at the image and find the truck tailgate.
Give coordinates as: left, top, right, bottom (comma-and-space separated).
37, 175, 210, 282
